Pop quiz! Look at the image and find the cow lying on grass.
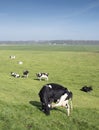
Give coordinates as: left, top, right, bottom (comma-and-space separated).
10, 55, 15, 59
36, 72, 49, 81
39, 83, 73, 116
80, 86, 93, 92
11, 72, 20, 78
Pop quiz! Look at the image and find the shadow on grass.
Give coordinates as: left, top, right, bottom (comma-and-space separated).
33, 78, 48, 81
29, 101, 66, 115
29, 101, 41, 111
33, 78, 39, 81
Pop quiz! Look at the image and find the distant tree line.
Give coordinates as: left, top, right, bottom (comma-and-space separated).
0, 40, 99, 45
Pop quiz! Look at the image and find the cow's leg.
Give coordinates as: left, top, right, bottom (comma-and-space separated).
41, 103, 45, 112
46, 77, 48, 81
41, 102, 50, 115
44, 104, 50, 115
39, 77, 41, 81
65, 100, 70, 116
42, 98, 51, 115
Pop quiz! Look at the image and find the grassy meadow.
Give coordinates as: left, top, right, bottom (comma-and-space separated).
0, 44, 99, 130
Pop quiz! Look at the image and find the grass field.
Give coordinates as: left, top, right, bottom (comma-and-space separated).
0, 45, 99, 130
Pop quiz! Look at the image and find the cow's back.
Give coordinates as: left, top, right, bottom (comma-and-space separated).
39, 83, 68, 102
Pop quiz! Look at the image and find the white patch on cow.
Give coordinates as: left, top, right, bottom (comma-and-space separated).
48, 104, 51, 108
52, 93, 71, 116
41, 75, 48, 80
52, 93, 68, 107
56, 99, 60, 103
38, 74, 48, 81
11, 72, 15, 75
46, 85, 52, 89
48, 85, 52, 89
15, 73, 20, 78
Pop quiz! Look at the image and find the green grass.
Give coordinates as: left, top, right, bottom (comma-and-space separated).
0, 44, 99, 52
0, 45, 99, 130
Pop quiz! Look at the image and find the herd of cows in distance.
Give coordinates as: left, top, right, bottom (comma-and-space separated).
10, 55, 93, 116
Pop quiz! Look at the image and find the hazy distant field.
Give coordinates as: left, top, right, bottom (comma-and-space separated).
0, 45, 99, 130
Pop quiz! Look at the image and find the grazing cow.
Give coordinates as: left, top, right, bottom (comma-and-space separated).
80, 86, 93, 92
36, 72, 49, 81
11, 72, 20, 78
22, 70, 29, 78
10, 55, 15, 59
18, 61, 23, 65
38, 83, 73, 116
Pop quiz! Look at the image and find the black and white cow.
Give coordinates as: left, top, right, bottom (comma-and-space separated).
36, 72, 49, 81
11, 72, 20, 78
80, 86, 93, 92
18, 61, 23, 65
38, 83, 73, 116
10, 55, 15, 59
23, 70, 29, 78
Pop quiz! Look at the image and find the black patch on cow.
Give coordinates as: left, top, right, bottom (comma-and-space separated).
65, 91, 73, 100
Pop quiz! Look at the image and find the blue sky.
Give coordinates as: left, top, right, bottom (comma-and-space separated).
0, 0, 99, 41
